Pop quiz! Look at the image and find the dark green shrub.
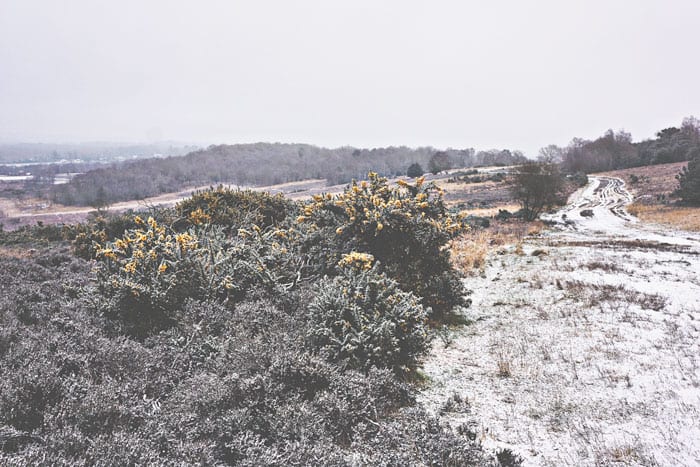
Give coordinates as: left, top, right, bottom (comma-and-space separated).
307, 260, 429, 375
570, 171, 589, 187
675, 157, 700, 205
406, 162, 424, 178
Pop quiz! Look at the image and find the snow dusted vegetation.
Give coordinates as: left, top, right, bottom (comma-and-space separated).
420, 176, 700, 466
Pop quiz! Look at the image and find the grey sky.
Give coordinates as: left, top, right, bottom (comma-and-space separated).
1, 0, 699, 156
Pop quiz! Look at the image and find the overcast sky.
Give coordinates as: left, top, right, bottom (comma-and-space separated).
1, 0, 699, 156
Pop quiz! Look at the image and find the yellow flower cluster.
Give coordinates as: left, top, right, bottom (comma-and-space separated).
188, 208, 212, 225
298, 172, 464, 237
338, 252, 375, 270
96, 247, 117, 261
95, 216, 200, 281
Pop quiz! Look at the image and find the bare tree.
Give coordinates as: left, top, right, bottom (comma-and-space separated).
511, 163, 565, 221
537, 144, 564, 164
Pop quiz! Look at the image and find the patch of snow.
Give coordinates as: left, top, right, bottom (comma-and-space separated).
420, 176, 700, 466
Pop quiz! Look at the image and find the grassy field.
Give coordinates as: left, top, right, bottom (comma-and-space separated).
627, 204, 700, 232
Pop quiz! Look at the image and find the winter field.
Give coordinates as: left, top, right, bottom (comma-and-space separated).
420, 176, 700, 466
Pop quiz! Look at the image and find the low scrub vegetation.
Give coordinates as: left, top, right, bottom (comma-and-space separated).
0, 175, 515, 465
563, 280, 667, 311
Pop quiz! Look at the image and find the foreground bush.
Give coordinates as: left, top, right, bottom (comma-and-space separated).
0, 175, 517, 465
307, 256, 429, 375
299, 173, 467, 319
92, 215, 305, 336
0, 249, 512, 465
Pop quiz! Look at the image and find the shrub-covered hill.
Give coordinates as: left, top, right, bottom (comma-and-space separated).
50, 142, 529, 207
0, 176, 520, 465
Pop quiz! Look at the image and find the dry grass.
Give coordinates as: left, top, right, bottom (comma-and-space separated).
457, 203, 520, 217
0, 246, 36, 259
627, 203, 700, 232
496, 351, 513, 378
435, 179, 515, 208
450, 230, 491, 274
450, 220, 547, 274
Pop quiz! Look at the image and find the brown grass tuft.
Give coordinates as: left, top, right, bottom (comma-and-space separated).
450, 220, 547, 274
450, 231, 491, 274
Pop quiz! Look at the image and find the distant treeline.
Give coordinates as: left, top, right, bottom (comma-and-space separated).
547, 117, 700, 174
0, 142, 199, 164
51, 143, 528, 206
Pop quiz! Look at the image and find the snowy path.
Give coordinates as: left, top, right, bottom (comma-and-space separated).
420, 177, 700, 466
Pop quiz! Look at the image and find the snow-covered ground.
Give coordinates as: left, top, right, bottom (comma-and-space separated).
420, 176, 700, 466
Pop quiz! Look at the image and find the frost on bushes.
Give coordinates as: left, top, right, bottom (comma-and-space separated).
93, 216, 204, 334
63, 210, 154, 260
176, 186, 296, 230
307, 256, 430, 375
0, 232, 510, 465
298, 172, 468, 319
92, 215, 304, 335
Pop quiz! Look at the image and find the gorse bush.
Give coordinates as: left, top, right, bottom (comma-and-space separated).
307, 256, 430, 375
94, 216, 204, 334
78, 174, 468, 322
64, 209, 175, 260
176, 186, 296, 231
298, 172, 468, 319
195, 222, 302, 304
93, 215, 306, 335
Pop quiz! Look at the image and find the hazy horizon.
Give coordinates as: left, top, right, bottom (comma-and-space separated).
2, 0, 699, 157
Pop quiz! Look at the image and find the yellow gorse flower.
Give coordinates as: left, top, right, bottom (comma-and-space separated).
338, 252, 374, 270
188, 208, 211, 225
124, 261, 137, 274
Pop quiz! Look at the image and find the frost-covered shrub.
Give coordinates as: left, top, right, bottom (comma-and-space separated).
63, 210, 158, 260
298, 173, 467, 319
307, 258, 430, 375
176, 186, 296, 230
195, 223, 301, 304
92, 215, 306, 335
350, 407, 501, 466
93, 216, 204, 334
0, 358, 63, 432
0, 244, 504, 466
